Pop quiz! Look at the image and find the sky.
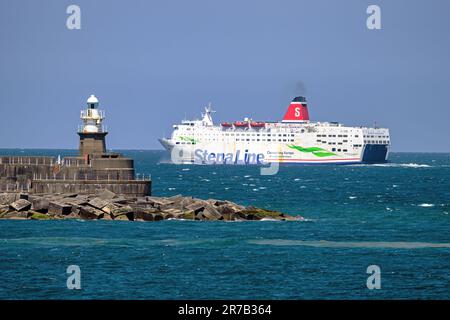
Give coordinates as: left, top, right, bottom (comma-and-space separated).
0, 0, 449, 152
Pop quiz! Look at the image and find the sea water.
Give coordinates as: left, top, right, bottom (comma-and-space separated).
0, 150, 449, 299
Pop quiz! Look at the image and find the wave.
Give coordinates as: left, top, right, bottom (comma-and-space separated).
418, 203, 435, 207
373, 163, 432, 168
248, 239, 450, 249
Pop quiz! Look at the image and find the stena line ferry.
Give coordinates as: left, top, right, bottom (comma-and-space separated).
158, 96, 390, 165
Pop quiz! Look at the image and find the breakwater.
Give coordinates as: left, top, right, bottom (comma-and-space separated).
0, 190, 302, 221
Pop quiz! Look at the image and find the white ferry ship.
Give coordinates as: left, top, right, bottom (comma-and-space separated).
159, 96, 390, 165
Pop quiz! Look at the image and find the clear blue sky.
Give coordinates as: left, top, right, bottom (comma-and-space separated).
1, 0, 449, 151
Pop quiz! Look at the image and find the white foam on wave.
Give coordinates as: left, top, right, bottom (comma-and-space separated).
349, 196, 357, 199
373, 163, 431, 168
260, 217, 279, 221
418, 203, 435, 207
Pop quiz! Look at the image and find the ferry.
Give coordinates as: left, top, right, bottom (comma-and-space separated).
159, 96, 390, 165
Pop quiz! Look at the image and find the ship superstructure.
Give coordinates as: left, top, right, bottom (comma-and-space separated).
159, 97, 390, 164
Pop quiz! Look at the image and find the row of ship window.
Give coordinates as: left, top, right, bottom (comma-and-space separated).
317, 134, 356, 138
365, 140, 389, 144
175, 138, 297, 144
332, 148, 348, 152
364, 135, 389, 138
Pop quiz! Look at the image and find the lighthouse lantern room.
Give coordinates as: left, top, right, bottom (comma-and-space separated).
78, 95, 108, 157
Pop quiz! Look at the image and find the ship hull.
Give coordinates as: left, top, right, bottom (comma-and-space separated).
158, 141, 388, 165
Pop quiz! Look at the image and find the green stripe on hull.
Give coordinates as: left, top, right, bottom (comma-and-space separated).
287, 145, 337, 157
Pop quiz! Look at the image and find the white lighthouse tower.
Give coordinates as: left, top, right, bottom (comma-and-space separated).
78, 95, 108, 157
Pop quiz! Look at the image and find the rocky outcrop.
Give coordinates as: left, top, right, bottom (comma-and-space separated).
0, 191, 303, 222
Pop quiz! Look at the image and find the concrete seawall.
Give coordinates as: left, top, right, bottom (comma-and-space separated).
0, 156, 151, 196
31, 179, 151, 196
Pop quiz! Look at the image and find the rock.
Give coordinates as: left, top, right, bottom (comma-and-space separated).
110, 206, 134, 221
216, 203, 242, 215
65, 197, 89, 206
115, 212, 135, 221
202, 204, 222, 220
134, 209, 154, 221
88, 197, 110, 210
161, 208, 183, 219
185, 201, 206, 214
79, 206, 103, 220
9, 199, 32, 212
244, 213, 261, 221
195, 212, 204, 220
98, 189, 116, 200
146, 197, 170, 206
152, 213, 164, 221
48, 201, 72, 215
31, 197, 50, 212
62, 193, 78, 198
102, 203, 119, 214
102, 213, 113, 220
64, 211, 80, 219
111, 196, 128, 204
0, 193, 17, 205
180, 210, 195, 220
234, 212, 247, 220
3, 211, 28, 219
221, 213, 235, 221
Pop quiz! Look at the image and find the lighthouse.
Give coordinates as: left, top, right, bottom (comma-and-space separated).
77, 94, 108, 157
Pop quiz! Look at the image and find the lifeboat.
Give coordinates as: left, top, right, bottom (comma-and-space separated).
221, 122, 232, 127
250, 121, 265, 127
234, 121, 249, 127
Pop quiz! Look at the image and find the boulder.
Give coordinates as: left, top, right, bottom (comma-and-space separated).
202, 204, 222, 220
114, 212, 134, 221
185, 201, 206, 214
113, 214, 130, 221
152, 213, 164, 221
111, 196, 128, 204
79, 206, 103, 220
216, 203, 241, 215
88, 197, 110, 210
195, 212, 204, 220
102, 203, 119, 214
48, 201, 72, 215
110, 206, 134, 221
0, 193, 17, 205
180, 210, 195, 220
221, 213, 235, 221
31, 197, 50, 212
98, 189, 116, 200
2, 211, 28, 219
65, 197, 89, 206
146, 197, 170, 206
134, 209, 154, 221
61, 193, 78, 198
9, 199, 32, 212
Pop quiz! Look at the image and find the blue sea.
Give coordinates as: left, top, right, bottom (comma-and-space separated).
0, 149, 449, 299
